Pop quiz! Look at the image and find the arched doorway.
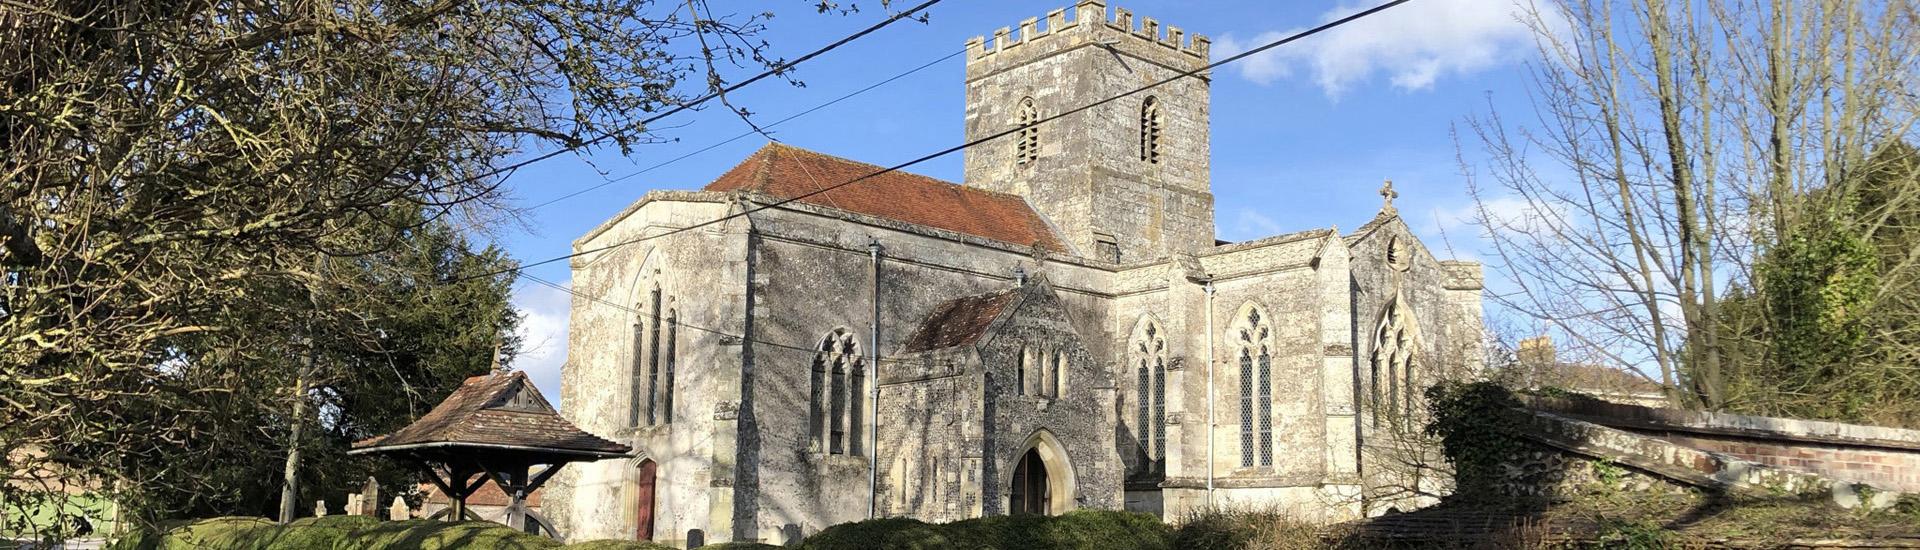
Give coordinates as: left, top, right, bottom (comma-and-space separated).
634, 459, 657, 541
1009, 448, 1050, 514
1007, 431, 1076, 515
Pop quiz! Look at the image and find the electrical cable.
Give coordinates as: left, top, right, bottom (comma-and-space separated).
460, 0, 1415, 282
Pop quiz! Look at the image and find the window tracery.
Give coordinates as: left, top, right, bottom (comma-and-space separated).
1370, 298, 1420, 426
1130, 319, 1168, 470
1232, 306, 1274, 467
811, 329, 864, 455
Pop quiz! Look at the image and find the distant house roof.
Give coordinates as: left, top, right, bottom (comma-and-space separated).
421, 479, 544, 508
899, 288, 1022, 354
351, 371, 629, 459
1540, 362, 1666, 396
705, 143, 1067, 252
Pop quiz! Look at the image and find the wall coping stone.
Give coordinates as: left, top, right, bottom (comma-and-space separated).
1523, 396, 1920, 452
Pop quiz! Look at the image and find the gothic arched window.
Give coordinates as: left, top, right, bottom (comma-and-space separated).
637, 313, 660, 425
1129, 319, 1168, 469
1017, 345, 1032, 396
1016, 97, 1040, 165
631, 280, 666, 428
1140, 97, 1162, 164
812, 329, 863, 455
1371, 298, 1420, 426
661, 308, 678, 424
1233, 305, 1274, 467
1050, 350, 1066, 398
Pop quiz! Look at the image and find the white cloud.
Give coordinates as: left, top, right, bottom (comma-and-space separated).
513, 281, 573, 409
1228, 208, 1285, 240
1215, 0, 1564, 97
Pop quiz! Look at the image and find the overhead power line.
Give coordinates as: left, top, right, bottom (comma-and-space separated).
522, 47, 966, 212
519, 272, 902, 363
462, 0, 1415, 282
442, 0, 945, 192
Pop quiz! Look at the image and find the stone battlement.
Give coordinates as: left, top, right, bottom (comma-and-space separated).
965, 1, 1209, 63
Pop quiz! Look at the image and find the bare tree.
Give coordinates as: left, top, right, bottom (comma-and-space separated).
1460, 0, 1920, 408
0, 0, 860, 534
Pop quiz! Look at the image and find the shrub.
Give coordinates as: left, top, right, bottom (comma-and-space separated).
1173, 506, 1324, 550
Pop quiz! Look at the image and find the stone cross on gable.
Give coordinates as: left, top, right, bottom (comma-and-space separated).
1379, 179, 1399, 211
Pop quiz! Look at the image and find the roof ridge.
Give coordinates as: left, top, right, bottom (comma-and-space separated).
752, 142, 1038, 202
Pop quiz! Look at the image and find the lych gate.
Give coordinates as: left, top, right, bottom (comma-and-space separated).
351, 370, 631, 538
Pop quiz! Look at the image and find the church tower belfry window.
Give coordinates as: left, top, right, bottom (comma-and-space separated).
1140, 96, 1162, 164
1015, 97, 1040, 165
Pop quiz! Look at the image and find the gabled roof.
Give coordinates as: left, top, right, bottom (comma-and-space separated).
898, 288, 1022, 354
351, 371, 629, 459
705, 143, 1067, 252
1343, 209, 1400, 245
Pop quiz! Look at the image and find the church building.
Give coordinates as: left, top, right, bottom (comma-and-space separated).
545, 1, 1484, 545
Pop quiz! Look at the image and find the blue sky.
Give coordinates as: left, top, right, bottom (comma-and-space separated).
507, 0, 1553, 404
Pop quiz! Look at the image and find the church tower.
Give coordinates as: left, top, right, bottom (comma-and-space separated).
961, 1, 1216, 263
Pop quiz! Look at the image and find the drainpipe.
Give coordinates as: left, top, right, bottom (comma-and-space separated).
868, 238, 883, 519
1203, 277, 1216, 508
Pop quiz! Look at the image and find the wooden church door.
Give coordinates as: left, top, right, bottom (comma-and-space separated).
635, 459, 657, 540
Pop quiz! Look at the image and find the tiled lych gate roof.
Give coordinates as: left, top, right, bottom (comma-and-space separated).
705, 143, 1068, 252
352, 371, 628, 458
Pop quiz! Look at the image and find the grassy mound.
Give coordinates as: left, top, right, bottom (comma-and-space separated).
110, 509, 1177, 549
802, 511, 1171, 550
108, 517, 294, 550
347, 519, 558, 549
110, 517, 558, 550
800, 517, 952, 550
561, 539, 678, 549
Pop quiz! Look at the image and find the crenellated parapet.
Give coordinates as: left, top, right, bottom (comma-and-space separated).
965, 1, 1209, 64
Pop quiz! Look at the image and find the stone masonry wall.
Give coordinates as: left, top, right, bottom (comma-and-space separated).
976, 282, 1124, 514
876, 347, 984, 523
1527, 397, 1920, 494
548, 192, 748, 545
962, 1, 1214, 261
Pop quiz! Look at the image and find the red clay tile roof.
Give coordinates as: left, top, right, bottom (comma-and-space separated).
704, 143, 1066, 252
900, 289, 1021, 353
351, 371, 629, 458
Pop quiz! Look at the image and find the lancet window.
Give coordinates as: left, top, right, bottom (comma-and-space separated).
630, 281, 672, 428
1130, 320, 1168, 468
1370, 298, 1420, 426
1233, 306, 1274, 467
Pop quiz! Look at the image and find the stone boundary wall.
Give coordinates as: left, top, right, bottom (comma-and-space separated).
1524, 396, 1920, 493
